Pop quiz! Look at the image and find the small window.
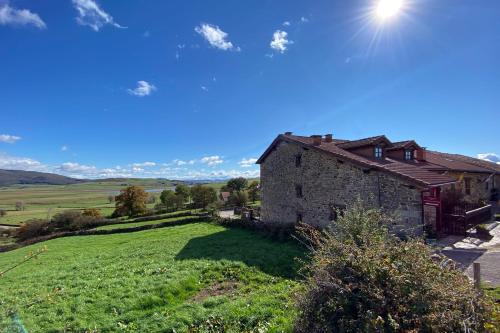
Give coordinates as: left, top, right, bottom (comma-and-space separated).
295, 154, 302, 167
464, 178, 471, 195
404, 149, 413, 160
374, 146, 383, 158
295, 184, 303, 198
296, 212, 303, 223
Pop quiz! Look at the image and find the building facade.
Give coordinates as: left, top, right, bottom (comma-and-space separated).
257, 133, 499, 236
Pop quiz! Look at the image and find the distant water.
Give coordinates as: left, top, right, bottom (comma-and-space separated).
109, 188, 172, 195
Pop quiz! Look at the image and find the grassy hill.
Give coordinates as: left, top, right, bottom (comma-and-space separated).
0, 222, 303, 332
0, 169, 83, 187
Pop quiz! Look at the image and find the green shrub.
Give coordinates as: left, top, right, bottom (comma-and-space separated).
294, 202, 492, 333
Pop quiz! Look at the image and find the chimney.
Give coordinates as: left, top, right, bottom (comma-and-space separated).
416, 148, 427, 161
311, 135, 322, 146
284, 131, 292, 135
324, 134, 333, 143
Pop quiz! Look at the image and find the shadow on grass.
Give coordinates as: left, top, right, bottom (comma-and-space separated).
175, 228, 305, 279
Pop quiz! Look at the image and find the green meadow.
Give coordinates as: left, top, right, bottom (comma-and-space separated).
0, 222, 303, 332
0, 179, 192, 225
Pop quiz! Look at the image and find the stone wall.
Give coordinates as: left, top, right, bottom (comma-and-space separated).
260, 141, 424, 236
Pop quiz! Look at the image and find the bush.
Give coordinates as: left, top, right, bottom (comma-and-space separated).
82, 208, 101, 218
294, 202, 492, 333
14, 219, 52, 241
14, 211, 109, 241
476, 224, 492, 240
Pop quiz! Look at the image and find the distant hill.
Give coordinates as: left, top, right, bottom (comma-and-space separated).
0, 169, 83, 187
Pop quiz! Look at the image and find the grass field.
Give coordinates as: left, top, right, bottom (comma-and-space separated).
95, 215, 200, 230
0, 180, 177, 226
0, 222, 303, 332
0, 179, 234, 226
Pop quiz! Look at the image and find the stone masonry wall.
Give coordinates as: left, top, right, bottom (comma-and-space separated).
260, 141, 424, 236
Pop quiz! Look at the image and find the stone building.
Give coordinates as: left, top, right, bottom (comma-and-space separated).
257, 133, 499, 236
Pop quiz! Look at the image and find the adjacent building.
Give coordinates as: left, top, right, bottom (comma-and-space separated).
257, 133, 499, 236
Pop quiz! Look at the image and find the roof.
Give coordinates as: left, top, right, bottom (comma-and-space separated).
256, 133, 496, 188
336, 135, 390, 149
386, 140, 422, 151
425, 151, 500, 173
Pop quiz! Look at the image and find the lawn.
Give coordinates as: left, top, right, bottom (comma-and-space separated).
0, 223, 304, 332
95, 215, 200, 230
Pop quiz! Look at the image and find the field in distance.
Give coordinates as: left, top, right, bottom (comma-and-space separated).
0, 179, 187, 226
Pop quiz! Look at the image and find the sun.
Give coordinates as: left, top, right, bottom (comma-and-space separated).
376, 0, 403, 20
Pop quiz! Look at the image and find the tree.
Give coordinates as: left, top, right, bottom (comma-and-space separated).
190, 185, 217, 209
0, 209, 6, 218
113, 186, 148, 217
160, 190, 177, 211
107, 195, 115, 204
15, 201, 25, 211
226, 177, 248, 192
147, 194, 157, 204
175, 184, 190, 204
229, 191, 248, 207
247, 181, 260, 203
294, 202, 492, 333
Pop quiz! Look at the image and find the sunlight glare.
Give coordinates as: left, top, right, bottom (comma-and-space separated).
376, 0, 403, 20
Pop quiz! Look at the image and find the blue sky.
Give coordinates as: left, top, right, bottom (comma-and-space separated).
1, 0, 499, 179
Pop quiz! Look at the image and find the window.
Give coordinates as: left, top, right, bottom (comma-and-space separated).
295, 154, 302, 167
295, 184, 303, 198
374, 146, 383, 158
296, 212, 303, 223
464, 178, 471, 195
404, 149, 414, 160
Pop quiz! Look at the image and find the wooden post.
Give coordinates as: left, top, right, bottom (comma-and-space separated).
473, 262, 481, 290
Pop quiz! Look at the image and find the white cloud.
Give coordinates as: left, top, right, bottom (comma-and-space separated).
300, 16, 309, 23
0, 3, 46, 29
72, 0, 125, 32
270, 30, 293, 54
128, 80, 156, 97
0, 152, 47, 171
477, 153, 500, 165
195, 23, 238, 51
282, 21, 291, 27
61, 145, 68, 151
132, 162, 156, 167
58, 162, 97, 173
239, 158, 258, 168
201, 155, 224, 167
201, 85, 208, 92
0, 134, 21, 144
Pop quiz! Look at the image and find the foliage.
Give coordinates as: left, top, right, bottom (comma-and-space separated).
147, 194, 157, 204
107, 194, 115, 203
113, 186, 148, 217
13, 211, 108, 241
82, 208, 102, 218
175, 184, 191, 203
160, 189, 185, 211
229, 191, 248, 207
294, 202, 492, 333
191, 185, 218, 209
247, 181, 260, 202
0, 209, 6, 217
0, 223, 303, 332
226, 177, 248, 192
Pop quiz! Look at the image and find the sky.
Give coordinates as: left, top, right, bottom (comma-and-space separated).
0, 0, 499, 180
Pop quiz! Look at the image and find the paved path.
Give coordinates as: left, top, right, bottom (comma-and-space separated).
438, 222, 500, 286
219, 210, 236, 219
